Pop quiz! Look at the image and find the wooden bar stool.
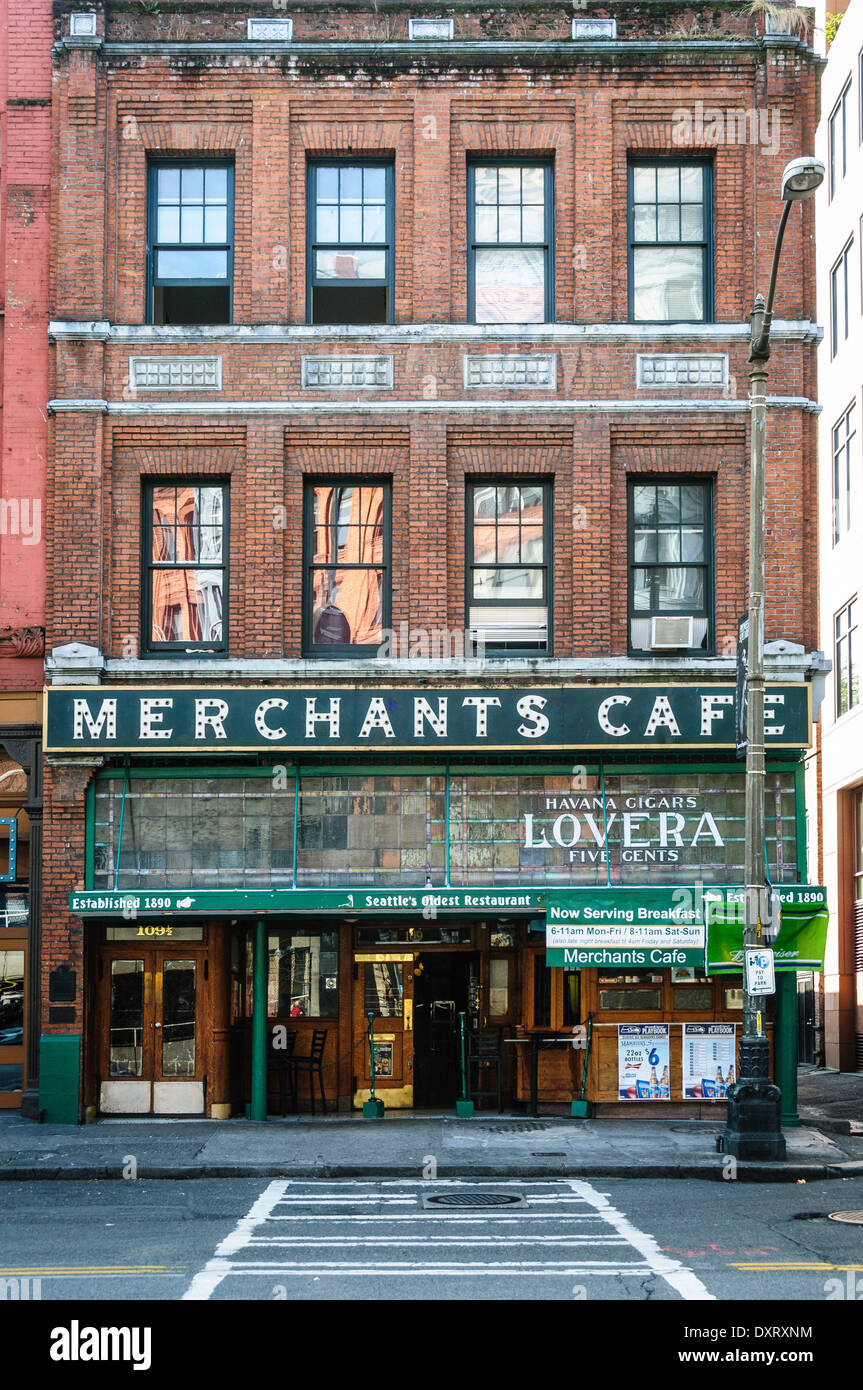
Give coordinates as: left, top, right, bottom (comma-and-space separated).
468, 1026, 503, 1113
292, 1029, 329, 1115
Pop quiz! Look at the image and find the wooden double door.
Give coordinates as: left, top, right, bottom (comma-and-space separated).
97, 947, 208, 1115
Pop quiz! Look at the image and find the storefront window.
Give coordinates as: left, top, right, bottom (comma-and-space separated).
268, 930, 338, 1018
109, 959, 144, 1076
489, 958, 509, 1016
91, 767, 798, 890
297, 774, 446, 886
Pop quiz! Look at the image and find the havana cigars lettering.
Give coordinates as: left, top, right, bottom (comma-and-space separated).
43, 685, 806, 751
524, 792, 723, 867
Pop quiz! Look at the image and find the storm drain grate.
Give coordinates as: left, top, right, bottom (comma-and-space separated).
486, 1122, 551, 1134
827, 1211, 863, 1225
422, 1191, 526, 1209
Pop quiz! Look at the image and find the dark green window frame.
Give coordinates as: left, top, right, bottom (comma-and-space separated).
302, 477, 392, 658
465, 479, 552, 656
306, 159, 395, 326
141, 479, 230, 656
627, 477, 714, 657
627, 157, 713, 323
147, 159, 234, 326
466, 158, 554, 324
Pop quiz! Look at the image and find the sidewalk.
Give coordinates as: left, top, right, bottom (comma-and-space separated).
2, 1096, 863, 1183
797, 1066, 863, 1133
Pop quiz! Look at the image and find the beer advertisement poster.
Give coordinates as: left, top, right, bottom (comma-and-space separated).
682, 1024, 737, 1100
617, 1024, 670, 1100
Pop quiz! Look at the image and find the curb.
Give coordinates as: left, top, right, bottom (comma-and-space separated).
2, 1159, 863, 1182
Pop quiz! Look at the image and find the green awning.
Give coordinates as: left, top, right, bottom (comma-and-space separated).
705, 899, 828, 974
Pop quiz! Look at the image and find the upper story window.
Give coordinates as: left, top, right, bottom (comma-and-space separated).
829, 79, 851, 199
628, 480, 712, 655
628, 160, 712, 322
303, 481, 390, 656
148, 161, 233, 325
833, 400, 858, 544
143, 483, 228, 654
466, 482, 551, 654
307, 161, 393, 325
468, 161, 553, 324
831, 237, 853, 356
835, 596, 860, 717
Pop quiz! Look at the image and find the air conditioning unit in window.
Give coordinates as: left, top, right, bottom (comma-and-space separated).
649, 615, 695, 650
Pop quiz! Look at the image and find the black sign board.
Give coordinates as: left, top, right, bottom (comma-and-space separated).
44, 683, 811, 753
48, 965, 76, 1003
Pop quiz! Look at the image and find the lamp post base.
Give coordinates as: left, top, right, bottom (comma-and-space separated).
722, 1078, 786, 1160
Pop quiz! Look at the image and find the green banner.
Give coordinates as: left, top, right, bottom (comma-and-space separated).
546, 947, 705, 968
705, 899, 829, 973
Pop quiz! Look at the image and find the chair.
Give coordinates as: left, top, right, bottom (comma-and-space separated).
468, 1026, 503, 1113
292, 1029, 329, 1115
270, 1029, 297, 1117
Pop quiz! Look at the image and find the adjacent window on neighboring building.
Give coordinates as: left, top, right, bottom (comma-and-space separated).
303, 480, 390, 655
628, 480, 712, 654
829, 79, 851, 198
833, 401, 858, 544
628, 160, 712, 321
148, 162, 233, 324
307, 161, 393, 325
835, 597, 860, 716
467, 161, 553, 323
466, 482, 551, 653
143, 483, 228, 652
831, 238, 853, 356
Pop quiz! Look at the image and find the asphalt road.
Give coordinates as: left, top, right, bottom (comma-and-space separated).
1, 1176, 861, 1303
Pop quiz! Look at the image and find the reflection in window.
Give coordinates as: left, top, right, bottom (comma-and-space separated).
835, 597, 860, 716
146, 483, 227, 651
109, 960, 144, 1077
267, 930, 338, 1018
629, 162, 710, 321
469, 163, 551, 323
162, 960, 196, 1077
298, 774, 446, 887
364, 962, 403, 1018
308, 162, 392, 324
468, 482, 549, 652
305, 482, 389, 654
628, 480, 710, 653
0, 951, 24, 1048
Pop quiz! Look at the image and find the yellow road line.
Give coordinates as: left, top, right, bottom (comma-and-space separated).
730, 1262, 863, 1271
0, 1266, 185, 1276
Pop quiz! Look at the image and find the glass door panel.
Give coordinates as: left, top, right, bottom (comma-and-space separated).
161, 960, 196, 1077
109, 959, 145, 1077
0, 948, 25, 1106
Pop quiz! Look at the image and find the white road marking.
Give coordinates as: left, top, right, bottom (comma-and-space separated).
566, 1179, 716, 1301
183, 1179, 715, 1299
182, 1180, 290, 1300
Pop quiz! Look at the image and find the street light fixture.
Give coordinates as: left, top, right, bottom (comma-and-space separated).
722, 156, 824, 1162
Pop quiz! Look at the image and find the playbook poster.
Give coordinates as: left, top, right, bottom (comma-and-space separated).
617, 1024, 670, 1100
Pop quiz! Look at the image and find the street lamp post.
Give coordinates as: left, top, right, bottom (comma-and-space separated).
722, 157, 824, 1161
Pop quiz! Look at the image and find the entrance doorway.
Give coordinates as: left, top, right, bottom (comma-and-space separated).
413, 952, 472, 1107
97, 950, 206, 1114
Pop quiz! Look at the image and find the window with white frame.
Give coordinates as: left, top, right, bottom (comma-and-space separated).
833, 401, 858, 544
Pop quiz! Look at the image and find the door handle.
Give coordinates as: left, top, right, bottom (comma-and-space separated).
154, 1022, 162, 1029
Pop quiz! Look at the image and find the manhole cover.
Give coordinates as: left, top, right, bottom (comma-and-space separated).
422, 1191, 526, 1209
828, 1211, 863, 1225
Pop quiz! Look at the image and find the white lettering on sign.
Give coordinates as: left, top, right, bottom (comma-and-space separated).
255, 697, 288, 740
700, 693, 734, 736
516, 694, 549, 739
414, 696, 447, 738
73, 697, 117, 741
644, 696, 681, 737
597, 695, 631, 736
305, 697, 341, 739
691, 811, 723, 846
764, 693, 786, 736
195, 698, 229, 740
140, 697, 173, 740
359, 698, 396, 740
462, 696, 501, 737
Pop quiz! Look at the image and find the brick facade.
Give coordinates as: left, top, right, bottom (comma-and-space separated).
39, 2, 824, 1114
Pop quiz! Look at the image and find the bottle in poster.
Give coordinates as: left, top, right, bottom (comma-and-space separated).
726, 1065, 735, 1088
659, 1065, 670, 1099
649, 1065, 660, 1099
715, 1066, 726, 1099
